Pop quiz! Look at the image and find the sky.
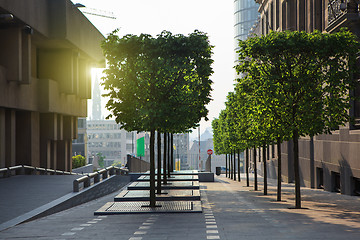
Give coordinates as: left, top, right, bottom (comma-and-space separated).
76, 0, 236, 138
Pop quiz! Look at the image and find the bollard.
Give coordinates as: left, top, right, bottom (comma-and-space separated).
73, 180, 80, 192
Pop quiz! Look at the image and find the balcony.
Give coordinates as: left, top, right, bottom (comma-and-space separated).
327, 0, 360, 32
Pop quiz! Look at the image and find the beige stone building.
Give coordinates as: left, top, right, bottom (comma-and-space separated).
0, 0, 104, 171
253, 0, 360, 195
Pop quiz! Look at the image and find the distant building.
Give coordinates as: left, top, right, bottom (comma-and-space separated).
0, 0, 104, 171
142, 132, 189, 170
87, 120, 136, 167
173, 133, 190, 170
188, 129, 225, 172
72, 118, 87, 158
234, 0, 260, 56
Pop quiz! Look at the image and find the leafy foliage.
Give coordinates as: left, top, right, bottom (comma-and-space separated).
72, 155, 86, 169
101, 30, 214, 207
213, 29, 359, 208
96, 152, 105, 168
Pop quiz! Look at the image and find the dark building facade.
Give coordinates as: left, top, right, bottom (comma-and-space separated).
252, 0, 360, 196
0, 0, 104, 171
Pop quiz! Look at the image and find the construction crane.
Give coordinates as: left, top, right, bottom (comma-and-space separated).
74, 3, 116, 19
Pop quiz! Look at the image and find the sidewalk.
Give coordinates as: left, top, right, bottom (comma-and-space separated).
0, 173, 359, 239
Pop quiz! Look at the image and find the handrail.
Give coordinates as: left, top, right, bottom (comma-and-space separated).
73, 166, 128, 192
0, 165, 84, 178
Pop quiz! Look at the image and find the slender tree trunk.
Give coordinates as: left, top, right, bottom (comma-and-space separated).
226, 154, 228, 177
157, 131, 162, 194
231, 151, 235, 180
237, 149, 241, 182
229, 152, 232, 179
149, 129, 156, 207
170, 133, 174, 172
163, 132, 167, 184
277, 137, 282, 201
246, 148, 249, 187
254, 147, 258, 191
263, 145, 267, 195
293, 130, 301, 208
233, 150, 236, 181
167, 133, 171, 178
310, 136, 314, 188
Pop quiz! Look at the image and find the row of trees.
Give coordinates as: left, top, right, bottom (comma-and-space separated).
102, 30, 214, 207
213, 29, 359, 209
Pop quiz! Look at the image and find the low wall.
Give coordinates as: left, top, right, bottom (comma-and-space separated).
72, 164, 94, 174
199, 172, 214, 182
127, 155, 150, 173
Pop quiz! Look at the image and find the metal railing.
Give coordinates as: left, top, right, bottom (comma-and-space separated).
0, 164, 128, 193
0, 165, 84, 178
328, 0, 346, 24
73, 166, 128, 192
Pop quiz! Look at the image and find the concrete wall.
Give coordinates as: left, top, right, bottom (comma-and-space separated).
72, 164, 94, 174
127, 155, 150, 173
0, 0, 104, 171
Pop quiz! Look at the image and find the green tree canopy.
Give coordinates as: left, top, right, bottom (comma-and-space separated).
236, 29, 359, 208
101, 30, 214, 207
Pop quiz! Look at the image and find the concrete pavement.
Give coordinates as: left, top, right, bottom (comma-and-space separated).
1, 174, 360, 239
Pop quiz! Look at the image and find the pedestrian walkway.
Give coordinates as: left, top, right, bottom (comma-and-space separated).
1, 173, 360, 239
0, 175, 80, 224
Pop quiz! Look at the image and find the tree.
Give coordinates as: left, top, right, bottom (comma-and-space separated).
96, 153, 105, 168
236, 29, 359, 208
102, 30, 213, 207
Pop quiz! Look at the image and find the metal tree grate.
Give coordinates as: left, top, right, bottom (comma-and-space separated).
106, 201, 193, 212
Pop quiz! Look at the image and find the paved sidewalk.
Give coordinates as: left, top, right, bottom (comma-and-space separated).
0, 174, 360, 239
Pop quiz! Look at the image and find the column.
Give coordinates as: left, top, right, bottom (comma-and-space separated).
40, 113, 57, 168
0, 108, 5, 168
5, 109, 16, 167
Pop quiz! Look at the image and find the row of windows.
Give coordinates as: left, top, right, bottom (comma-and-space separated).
234, 20, 256, 38
89, 151, 122, 158
234, 8, 259, 25
88, 133, 122, 139
88, 142, 121, 148
87, 124, 121, 130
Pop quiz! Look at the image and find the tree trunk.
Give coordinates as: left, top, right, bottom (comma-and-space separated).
237, 149, 241, 182
293, 130, 301, 208
263, 145, 267, 195
277, 137, 282, 201
167, 133, 171, 178
254, 147, 258, 191
170, 133, 174, 172
226, 154, 228, 178
231, 151, 234, 180
157, 131, 162, 194
233, 150, 236, 181
229, 152, 232, 179
246, 148, 249, 187
149, 129, 156, 207
310, 136, 314, 188
163, 132, 167, 184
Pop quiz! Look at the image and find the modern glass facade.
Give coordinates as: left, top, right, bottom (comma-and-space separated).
234, 0, 259, 54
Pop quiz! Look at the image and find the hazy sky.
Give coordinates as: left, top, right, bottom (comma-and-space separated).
77, 0, 235, 136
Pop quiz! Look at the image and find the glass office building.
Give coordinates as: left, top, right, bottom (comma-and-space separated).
234, 0, 259, 55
